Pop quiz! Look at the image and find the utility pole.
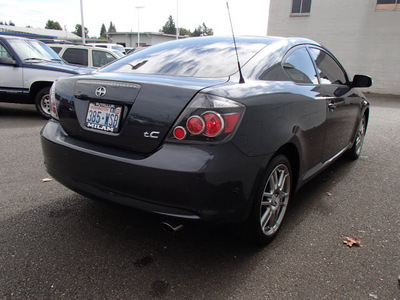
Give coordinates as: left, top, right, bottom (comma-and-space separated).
176, 0, 179, 39
80, 0, 85, 44
136, 6, 144, 47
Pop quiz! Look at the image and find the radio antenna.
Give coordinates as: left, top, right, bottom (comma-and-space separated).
226, 1, 245, 84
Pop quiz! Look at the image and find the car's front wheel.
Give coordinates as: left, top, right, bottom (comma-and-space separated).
35, 87, 51, 119
244, 155, 292, 245
347, 114, 367, 160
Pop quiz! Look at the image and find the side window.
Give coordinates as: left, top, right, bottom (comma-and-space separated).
0, 43, 12, 58
308, 48, 347, 85
292, 0, 312, 14
50, 46, 62, 54
376, 0, 400, 11
92, 50, 116, 68
62, 48, 88, 66
283, 47, 318, 84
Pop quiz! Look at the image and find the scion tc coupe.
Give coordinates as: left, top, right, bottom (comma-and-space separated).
41, 36, 372, 244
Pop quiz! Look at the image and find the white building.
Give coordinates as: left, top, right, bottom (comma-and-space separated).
107, 32, 186, 48
0, 25, 80, 40
268, 0, 400, 95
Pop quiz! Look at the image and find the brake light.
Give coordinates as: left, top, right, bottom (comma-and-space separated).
186, 115, 205, 135
173, 126, 187, 140
168, 93, 245, 143
202, 111, 224, 137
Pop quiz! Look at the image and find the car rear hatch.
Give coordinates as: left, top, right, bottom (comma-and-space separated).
55, 73, 228, 154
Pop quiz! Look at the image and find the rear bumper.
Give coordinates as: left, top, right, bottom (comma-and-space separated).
41, 120, 270, 223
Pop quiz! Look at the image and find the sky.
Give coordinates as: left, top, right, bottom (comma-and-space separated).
0, 0, 270, 37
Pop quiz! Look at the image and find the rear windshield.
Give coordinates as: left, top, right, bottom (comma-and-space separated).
100, 37, 268, 78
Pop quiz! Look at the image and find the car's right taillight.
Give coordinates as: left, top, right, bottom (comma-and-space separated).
168, 93, 245, 143
49, 82, 59, 120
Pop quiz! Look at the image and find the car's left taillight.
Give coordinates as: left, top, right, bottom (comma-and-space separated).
49, 82, 59, 120
167, 93, 246, 143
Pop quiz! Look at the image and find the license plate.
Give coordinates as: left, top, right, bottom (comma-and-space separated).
85, 102, 122, 133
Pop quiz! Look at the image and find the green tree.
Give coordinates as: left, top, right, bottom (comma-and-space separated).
191, 23, 213, 37
108, 22, 116, 33
160, 15, 176, 35
178, 27, 191, 36
45, 20, 62, 30
100, 23, 107, 38
73, 24, 89, 38
9, 21, 15, 26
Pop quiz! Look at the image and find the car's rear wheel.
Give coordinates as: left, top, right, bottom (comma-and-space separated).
35, 87, 51, 119
348, 114, 366, 160
244, 155, 292, 245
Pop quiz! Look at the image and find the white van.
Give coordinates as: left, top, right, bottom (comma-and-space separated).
86, 43, 126, 54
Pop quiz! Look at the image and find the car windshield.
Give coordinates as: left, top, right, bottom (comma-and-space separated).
112, 45, 125, 52
9, 39, 62, 62
100, 37, 268, 78
112, 50, 125, 58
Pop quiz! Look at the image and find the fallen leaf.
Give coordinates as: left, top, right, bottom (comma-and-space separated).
327, 192, 333, 197
344, 237, 362, 247
41, 178, 52, 183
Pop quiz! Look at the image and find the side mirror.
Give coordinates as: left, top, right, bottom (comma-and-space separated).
0, 57, 17, 66
352, 75, 372, 88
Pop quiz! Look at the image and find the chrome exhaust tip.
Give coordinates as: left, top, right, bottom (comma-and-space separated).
161, 222, 184, 233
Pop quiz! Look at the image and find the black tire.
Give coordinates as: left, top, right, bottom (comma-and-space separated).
34, 87, 51, 119
347, 114, 367, 160
243, 154, 292, 245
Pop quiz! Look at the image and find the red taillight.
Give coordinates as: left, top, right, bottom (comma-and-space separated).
49, 83, 59, 120
223, 113, 241, 133
202, 111, 224, 137
186, 115, 205, 135
168, 93, 245, 143
173, 126, 187, 140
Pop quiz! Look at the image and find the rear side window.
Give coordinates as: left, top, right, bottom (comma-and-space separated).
62, 48, 88, 66
92, 50, 116, 67
308, 48, 347, 85
283, 47, 318, 84
0, 43, 12, 58
50, 46, 62, 54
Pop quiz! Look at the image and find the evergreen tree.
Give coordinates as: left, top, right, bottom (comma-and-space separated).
108, 22, 116, 33
191, 23, 213, 37
161, 15, 176, 35
100, 23, 107, 38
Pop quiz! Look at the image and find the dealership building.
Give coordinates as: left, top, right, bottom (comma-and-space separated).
268, 0, 400, 94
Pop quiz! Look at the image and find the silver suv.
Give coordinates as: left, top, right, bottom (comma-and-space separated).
0, 35, 93, 118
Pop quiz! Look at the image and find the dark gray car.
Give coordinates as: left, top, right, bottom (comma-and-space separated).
41, 36, 372, 244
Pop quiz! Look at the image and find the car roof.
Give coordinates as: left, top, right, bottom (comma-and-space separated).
48, 44, 116, 52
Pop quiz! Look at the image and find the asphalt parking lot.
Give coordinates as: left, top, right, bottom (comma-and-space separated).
1, 94, 399, 299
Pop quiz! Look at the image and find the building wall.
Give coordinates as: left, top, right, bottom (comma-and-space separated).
108, 32, 182, 48
268, 0, 400, 94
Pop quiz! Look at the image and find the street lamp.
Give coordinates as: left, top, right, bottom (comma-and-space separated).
136, 6, 144, 47
176, 0, 179, 40
80, 0, 85, 44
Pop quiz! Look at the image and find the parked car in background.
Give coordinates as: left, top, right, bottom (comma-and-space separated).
49, 44, 124, 68
0, 34, 93, 118
85, 43, 126, 55
41, 36, 372, 244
